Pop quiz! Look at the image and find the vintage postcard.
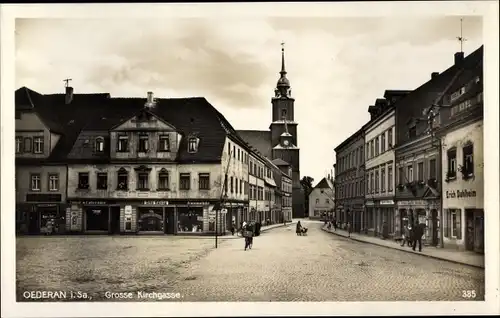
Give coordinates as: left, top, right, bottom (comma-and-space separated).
1, 2, 499, 317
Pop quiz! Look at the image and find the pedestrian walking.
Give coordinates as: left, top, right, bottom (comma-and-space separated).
231, 222, 236, 236
243, 222, 255, 250
333, 217, 337, 231
412, 223, 425, 252
401, 225, 412, 247
347, 222, 352, 237
296, 221, 302, 236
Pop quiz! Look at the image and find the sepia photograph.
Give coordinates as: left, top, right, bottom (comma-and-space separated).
1, 2, 499, 317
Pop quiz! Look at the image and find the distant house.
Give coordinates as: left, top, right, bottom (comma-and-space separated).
308, 176, 335, 220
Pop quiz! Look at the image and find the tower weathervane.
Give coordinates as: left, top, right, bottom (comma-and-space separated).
63, 78, 72, 87
456, 18, 467, 53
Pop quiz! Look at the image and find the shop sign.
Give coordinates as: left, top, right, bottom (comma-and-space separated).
188, 201, 211, 206
37, 203, 57, 208
83, 200, 109, 206
124, 205, 133, 217
365, 201, 374, 206
380, 200, 394, 205
143, 200, 169, 206
446, 189, 477, 199
397, 200, 427, 206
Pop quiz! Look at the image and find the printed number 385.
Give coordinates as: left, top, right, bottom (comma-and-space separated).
462, 290, 476, 298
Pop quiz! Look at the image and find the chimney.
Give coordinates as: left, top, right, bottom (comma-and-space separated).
145, 91, 156, 108
65, 86, 74, 105
431, 72, 439, 79
454, 52, 464, 65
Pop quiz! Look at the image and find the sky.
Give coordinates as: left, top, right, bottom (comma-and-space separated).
15, 16, 483, 185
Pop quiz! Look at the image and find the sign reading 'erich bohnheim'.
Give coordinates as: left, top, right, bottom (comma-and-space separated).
446, 189, 477, 199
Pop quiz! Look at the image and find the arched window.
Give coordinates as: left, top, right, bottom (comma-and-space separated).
117, 167, 128, 190
95, 137, 105, 153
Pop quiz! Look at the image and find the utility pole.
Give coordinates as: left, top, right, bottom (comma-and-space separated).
216, 149, 232, 248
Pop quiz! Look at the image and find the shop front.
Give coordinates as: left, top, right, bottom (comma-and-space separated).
365, 199, 395, 238
396, 199, 440, 246
18, 193, 66, 235
67, 200, 120, 234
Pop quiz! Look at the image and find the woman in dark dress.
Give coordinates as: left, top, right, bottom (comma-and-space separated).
296, 221, 302, 236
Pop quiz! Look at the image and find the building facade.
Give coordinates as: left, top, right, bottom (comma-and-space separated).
15, 86, 262, 236
248, 151, 267, 223
334, 128, 365, 232
308, 177, 335, 220
437, 46, 483, 253
272, 158, 293, 222
237, 46, 304, 218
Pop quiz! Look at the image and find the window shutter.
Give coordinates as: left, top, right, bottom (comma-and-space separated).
456, 209, 462, 240
444, 209, 450, 238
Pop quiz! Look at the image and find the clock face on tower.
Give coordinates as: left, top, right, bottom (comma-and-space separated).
284, 140, 289, 146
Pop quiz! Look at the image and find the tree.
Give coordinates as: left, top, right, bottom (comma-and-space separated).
300, 176, 314, 216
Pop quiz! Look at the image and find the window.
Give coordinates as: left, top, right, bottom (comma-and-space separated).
24, 137, 32, 153
158, 170, 169, 190
407, 165, 413, 182
97, 173, 108, 190
240, 180, 243, 194
409, 126, 417, 139
388, 128, 393, 148
179, 173, 191, 190
49, 173, 59, 191
375, 170, 379, 193
233, 146, 236, 158
224, 175, 228, 195
381, 133, 386, 152
138, 134, 149, 152
375, 137, 379, 156
95, 137, 104, 153
417, 162, 424, 181
281, 108, 287, 119
381, 168, 386, 192
398, 167, 404, 184
78, 172, 89, 189
388, 165, 393, 191
447, 148, 457, 178
449, 209, 461, 239
370, 140, 374, 159
463, 143, 474, 177
429, 158, 437, 179
228, 142, 231, 155
15, 137, 22, 154
237, 149, 240, 161
366, 173, 370, 193
33, 137, 44, 154
188, 137, 198, 153
230, 177, 234, 193
158, 135, 170, 152
117, 168, 128, 190
137, 172, 149, 190
315, 198, 319, 204
117, 135, 129, 152
366, 143, 370, 159
235, 177, 239, 193
30, 174, 41, 191
199, 173, 210, 190
370, 172, 374, 194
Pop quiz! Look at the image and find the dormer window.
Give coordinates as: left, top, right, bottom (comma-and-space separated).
159, 135, 170, 152
33, 137, 44, 154
95, 137, 105, 153
138, 134, 149, 152
188, 137, 198, 153
117, 135, 129, 152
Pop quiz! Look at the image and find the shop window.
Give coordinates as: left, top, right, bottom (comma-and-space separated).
179, 173, 191, 190
448, 209, 462, 239
117, 168, 128, 190
177, 207, 203, 233
447, 148, 457, 180
48, 174, 59, 191
462, 143, 474, 177
137, 172, 149, 190
95, 137, 105, 153
97, 173, 108, 190
138, 208, 163, 232
33, 137, 44, 154
24, 137, 32, 153
30, 173, 41, 191
15, 137, 23, 154
138, 134, 149, 152
78, 172, 89, 189
158, 170, 169, 190
117, 135, 129, 152
158, 135, 170, 152
188, 137, 198, 153
199, 173, 210, 190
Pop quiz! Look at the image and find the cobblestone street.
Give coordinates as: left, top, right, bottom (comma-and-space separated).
16, 221, 484, 302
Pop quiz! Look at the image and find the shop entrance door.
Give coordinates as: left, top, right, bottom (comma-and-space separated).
109, 206, 121, 234
28, 211, 40, 234
474, 211, 484, 254
431, 209, 438, 246
465, 210, 475, 251
165, 207, 175, 234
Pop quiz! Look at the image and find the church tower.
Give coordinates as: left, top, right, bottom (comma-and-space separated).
270, 44, 304, 218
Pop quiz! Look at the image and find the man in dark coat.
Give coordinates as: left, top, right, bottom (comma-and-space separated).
412, 223, 425, 252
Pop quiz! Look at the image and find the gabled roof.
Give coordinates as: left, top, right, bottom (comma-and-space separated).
236, 130, 272, 158
271, 158, 290, 166
313, 177, 334, 190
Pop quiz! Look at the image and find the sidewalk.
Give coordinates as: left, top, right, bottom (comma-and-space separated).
322, 227, 484, 269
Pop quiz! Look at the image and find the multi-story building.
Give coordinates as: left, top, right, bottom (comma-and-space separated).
436, 46, 483, 253
272, 158, 293, 222
334, 128, 365, 232
308, 176, 335, 220
237, 45, 304, 218
393, 49, 481, 246
364, 91, 410, 238
15, 86, 257, 236
248, 150, 267, 223
263, 157, 281, 224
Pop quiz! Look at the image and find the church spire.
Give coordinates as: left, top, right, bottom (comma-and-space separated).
276, 42, 291, 97
280, 42, 287, 76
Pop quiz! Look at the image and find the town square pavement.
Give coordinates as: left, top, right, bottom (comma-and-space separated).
16, 221, 484, 302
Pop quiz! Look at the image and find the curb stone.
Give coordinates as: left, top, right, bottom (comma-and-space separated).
321, 228, 484, 269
